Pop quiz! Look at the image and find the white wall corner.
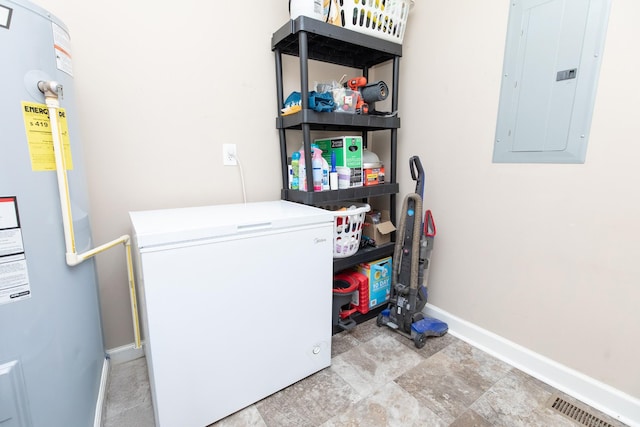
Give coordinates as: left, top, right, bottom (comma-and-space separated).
424, 304, 640, 427
106, 342, 145, 365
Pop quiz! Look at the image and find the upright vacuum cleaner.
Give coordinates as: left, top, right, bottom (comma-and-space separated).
377, 156, 448, 348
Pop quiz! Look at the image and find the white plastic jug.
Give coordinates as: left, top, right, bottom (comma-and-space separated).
289, 0, 331, 22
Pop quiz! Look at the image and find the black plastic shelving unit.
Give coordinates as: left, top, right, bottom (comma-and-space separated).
282, 182, 399, 205
332, 243, 395, 272
272, 16, 402, 273
276, 109, 400, 131
272, 16, 402, 67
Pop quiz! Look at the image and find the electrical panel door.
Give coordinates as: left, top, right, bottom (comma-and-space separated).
493, 0, 611, 163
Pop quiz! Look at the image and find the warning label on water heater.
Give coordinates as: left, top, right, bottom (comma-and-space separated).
22, 101, 74, 171
52, 22, 73, 76
0, 197, 31, 305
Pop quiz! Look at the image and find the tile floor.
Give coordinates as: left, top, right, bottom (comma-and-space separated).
102, 318, 627, 427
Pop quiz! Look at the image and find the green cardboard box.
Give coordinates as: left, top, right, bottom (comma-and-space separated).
314, 136, 363, 188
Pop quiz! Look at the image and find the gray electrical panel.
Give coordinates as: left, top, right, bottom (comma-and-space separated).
493, 0, 611, 164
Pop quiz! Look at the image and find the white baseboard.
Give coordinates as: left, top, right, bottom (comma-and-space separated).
94, 356, 110, 427
424, 304, 640, 427
106, 342, 145, 365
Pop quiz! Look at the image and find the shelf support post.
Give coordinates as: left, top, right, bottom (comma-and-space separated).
390, 56, 401, 226
298, 30, 315, 192
274, 48, 289, 191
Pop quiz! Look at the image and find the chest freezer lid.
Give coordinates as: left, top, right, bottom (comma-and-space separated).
130, 200, 333, 248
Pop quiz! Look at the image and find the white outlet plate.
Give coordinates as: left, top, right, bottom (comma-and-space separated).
222, 144, 237, 166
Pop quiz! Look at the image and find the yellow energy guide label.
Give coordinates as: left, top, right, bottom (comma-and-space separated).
22, 101, 73, 171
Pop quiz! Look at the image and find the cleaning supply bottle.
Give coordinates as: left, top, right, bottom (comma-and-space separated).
291, 151, 300, 190
321, 151, 330, 191
298, 146, 307, 191
311, 144, 323, 191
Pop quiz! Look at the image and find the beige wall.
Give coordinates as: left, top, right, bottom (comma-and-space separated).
399, 1, 639, 399
34, 0, 291, 350
35, 0, 638, 401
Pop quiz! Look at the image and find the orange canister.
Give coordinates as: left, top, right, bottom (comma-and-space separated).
362, 148, 384, 186
363, 162, 384, 186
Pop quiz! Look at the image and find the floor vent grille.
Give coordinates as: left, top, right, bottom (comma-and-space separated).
549, 396, 614, 427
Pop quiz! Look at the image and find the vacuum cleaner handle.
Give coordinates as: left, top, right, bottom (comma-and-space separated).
409, 156, 425, 199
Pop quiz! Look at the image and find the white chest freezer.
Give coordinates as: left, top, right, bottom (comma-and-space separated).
130, 200, 335, 426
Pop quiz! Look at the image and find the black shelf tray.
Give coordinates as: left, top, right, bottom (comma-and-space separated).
272, 16, 402, 69
333, 242, 395, 273
282, 183, 399, 204
276, 109, 400, 131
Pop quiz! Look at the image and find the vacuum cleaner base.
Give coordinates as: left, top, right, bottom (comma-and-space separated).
377, 309, 448, 349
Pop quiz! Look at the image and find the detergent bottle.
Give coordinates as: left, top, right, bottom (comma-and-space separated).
291, 151, 300, 190
311, 144, 324, 192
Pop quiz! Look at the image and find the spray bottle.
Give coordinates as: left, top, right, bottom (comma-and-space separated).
311, 144, 324, 192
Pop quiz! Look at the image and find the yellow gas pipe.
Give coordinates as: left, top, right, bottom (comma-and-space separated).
39, 81, 141, 349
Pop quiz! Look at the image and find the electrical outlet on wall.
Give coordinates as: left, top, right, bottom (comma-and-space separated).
223, 144, 237, 166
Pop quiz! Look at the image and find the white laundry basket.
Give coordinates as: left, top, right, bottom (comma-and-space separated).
319, 202, 370, 258
336, 0, 414, 44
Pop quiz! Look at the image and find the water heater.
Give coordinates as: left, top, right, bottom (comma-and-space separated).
0, 1, 105, 426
